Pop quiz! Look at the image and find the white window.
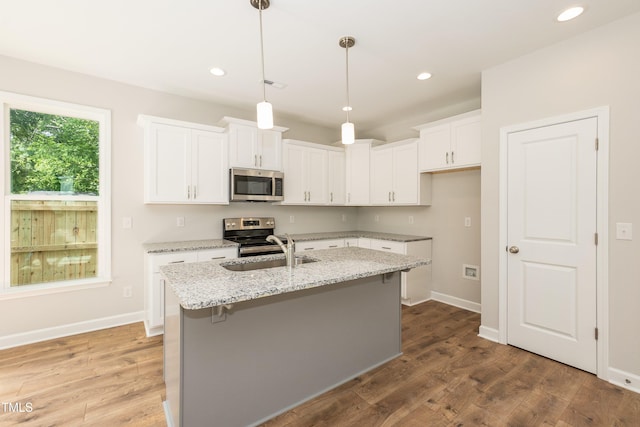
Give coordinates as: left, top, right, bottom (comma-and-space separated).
0, 92, 111, 297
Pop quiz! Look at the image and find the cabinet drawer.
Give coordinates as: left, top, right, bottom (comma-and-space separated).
149, 252, 198, 272
369, 239, 406, 254
197, 247, 238, 261
296, 239, 344, 251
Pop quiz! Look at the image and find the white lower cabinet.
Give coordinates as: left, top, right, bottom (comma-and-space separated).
294, 236, 432, 306
368, 239, 432, 306
144, 247, 237, 336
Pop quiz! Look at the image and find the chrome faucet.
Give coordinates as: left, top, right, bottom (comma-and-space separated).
266, 234, 295, 267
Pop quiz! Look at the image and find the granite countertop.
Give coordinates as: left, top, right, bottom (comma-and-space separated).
161, 246, 431, 310
284, 231, 432, 243
143, 239, 238, 254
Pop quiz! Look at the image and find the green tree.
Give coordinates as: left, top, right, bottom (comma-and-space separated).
10, 109, 100, 195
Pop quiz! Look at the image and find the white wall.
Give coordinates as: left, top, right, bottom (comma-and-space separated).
358, 169, 481, 306
481, 13, 640, 376
0, 54, 356, 342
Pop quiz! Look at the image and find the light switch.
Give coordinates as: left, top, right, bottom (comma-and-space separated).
122, 217, 132, 229
616, 223, 632, 240
464, 217, 471, 227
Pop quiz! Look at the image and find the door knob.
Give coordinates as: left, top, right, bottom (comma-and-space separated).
508, 246, 520, 254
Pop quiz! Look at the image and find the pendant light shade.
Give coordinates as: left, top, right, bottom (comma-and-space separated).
252, 0, 274, 129
257, 101, 273, 129
339, 36, 355, 145
341, 122, 355, 145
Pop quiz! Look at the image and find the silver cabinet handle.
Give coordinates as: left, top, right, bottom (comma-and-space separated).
330, 192, 333, 202
348, 193, 351, 203
382, 246, 392, 250
508, 246, 520, 254
254, 154, 258, 167
260, 155, 263, 167
187, 186, 191, 199
304, 247, 314, 251
388, 192, 391, 202
451, 151, 455, 164
308, 191, 311, 201
446, 152, 449, 164
169, 260, 185, 264
392, 191, 396, 202
194, 185, 197, 199
328, 245, 338, 248
209, 256, 226, 260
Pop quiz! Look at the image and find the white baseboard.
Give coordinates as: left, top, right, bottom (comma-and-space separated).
0, 311, 145, 350
609, 367, 640, 394
478, 325, 501, 343
144, 322, 164, 337
430, 291, 481, 313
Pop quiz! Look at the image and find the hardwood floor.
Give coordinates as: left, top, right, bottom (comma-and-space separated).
0, 323, 165, 426
1, 301, 639, 426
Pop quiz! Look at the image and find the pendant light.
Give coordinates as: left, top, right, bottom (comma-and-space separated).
339, 36, 355, 145
251, 0, 273, 129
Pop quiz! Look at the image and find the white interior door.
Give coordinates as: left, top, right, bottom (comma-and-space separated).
507, 117, 598, 373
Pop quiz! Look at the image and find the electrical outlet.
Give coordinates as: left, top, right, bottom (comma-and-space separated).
289, 215, 295, 223
342, 214, 347, 222
123, 286, 132, 298
122, 217, 132, 229
374, 215, 379, 222
616, 222, 632, 240
176, 217, 185, 227
408, 216, 414, 224
465, 217, 472, 227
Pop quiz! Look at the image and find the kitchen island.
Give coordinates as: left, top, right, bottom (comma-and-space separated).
162, 247, 430, 427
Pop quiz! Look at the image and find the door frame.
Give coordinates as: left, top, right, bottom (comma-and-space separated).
498, 106, 609, 379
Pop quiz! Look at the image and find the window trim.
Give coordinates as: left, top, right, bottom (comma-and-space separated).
0, 91, 111, 297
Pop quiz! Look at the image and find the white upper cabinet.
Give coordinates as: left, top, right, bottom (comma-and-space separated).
282, 140, 328, 205
139, 115, 228, 204
371, 139, 431, 205
346, 140, 379, 205
327, 149, 346, 205
221, 117, 288, 171
415, 110, 481, 172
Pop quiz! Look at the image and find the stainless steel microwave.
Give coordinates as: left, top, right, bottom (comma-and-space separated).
230, 168, 284, 202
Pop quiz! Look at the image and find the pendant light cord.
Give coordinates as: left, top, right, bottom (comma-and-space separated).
345, 40, 350, 123
259, 0, 267, 102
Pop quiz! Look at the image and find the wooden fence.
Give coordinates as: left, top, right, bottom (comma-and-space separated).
11, 200, 98, 286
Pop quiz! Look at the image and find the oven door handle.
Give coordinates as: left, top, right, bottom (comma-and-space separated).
239, 245, 284, 255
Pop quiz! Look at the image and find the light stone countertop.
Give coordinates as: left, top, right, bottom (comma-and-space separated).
283, 231, 432, 243
143, 239, 238, 254
161, 246, 431, 310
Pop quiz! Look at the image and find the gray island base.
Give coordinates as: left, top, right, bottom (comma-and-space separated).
165, 273, 401, 427
162, 247, 430, 427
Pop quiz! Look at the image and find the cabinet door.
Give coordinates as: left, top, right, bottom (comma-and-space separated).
228, 124, 258, 168
392, 142, 419, 204
258, 130, 282, 171
344, 238, 359, 247
419, 123, 450, 172
451, 115, 481, 168
345, 143, 370, 205
283, 143, 308, 204
306, 147, 327, 204
370, 147, 394, 205
147, 123, 191, 202
191, 130, 228, 204
327, 150, 346, 205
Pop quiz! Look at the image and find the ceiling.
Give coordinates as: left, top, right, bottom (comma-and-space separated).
2, 1, 640, 133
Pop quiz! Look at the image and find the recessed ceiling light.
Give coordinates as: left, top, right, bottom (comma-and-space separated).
342, 106, 352, 112
557, 6, 584, 22
417, 72, 432, 81
209, 67, 226, 77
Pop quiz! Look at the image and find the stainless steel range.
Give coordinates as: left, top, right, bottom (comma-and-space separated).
223, 217, 288, 257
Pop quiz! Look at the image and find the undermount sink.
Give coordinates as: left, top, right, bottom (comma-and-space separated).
222, 256, 317, 272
